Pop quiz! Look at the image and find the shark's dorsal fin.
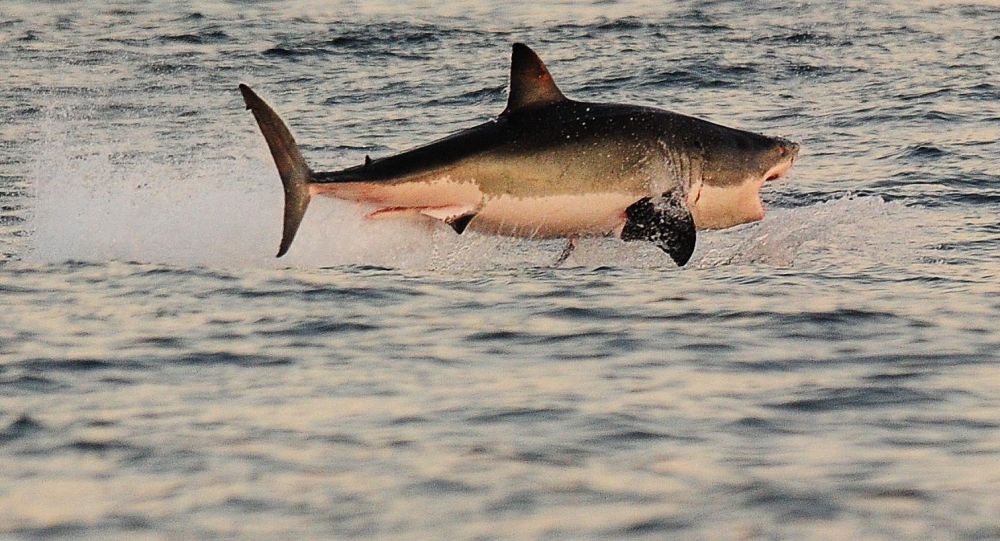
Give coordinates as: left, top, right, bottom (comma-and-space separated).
501, 43, 566, 116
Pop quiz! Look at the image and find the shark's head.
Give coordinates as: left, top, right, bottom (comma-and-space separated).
688, 130, 799, 230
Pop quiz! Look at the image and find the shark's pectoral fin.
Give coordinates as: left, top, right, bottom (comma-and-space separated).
620, 191, 697, 267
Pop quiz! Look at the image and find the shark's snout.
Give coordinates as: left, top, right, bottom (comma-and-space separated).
765, 139, 799, 181
774, 138, 800, 158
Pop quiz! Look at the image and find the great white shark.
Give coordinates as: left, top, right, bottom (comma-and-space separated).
240, 43, 799, 266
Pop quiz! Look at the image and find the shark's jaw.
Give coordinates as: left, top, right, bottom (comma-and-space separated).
689, 149, 798, 230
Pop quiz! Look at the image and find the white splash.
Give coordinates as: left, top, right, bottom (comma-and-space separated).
691, 195, 926, 269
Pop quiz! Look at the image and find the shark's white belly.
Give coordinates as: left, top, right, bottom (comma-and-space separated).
316, 177, 642, 239
312, 176, 481, 207
471, 192, 638, 238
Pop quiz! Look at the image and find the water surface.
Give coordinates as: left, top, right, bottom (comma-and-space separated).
1, 1, 999, 539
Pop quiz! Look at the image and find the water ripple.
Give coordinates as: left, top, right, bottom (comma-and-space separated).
769, 386, 943, 411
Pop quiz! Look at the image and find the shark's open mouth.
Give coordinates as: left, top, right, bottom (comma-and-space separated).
764, 156, 796, 182
753, 154, 798, 220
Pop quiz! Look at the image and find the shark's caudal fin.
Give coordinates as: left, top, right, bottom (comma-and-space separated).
239, 84, 312, 257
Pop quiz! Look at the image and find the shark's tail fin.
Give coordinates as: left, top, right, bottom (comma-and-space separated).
239, 84, 312, 257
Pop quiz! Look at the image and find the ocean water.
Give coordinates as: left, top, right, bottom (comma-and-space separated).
2, 1, 999, 539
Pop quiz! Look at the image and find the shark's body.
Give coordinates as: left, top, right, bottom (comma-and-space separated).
241, 44, 799, 266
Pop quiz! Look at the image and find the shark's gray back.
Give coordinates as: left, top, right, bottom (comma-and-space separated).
320, 100, 780, 197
